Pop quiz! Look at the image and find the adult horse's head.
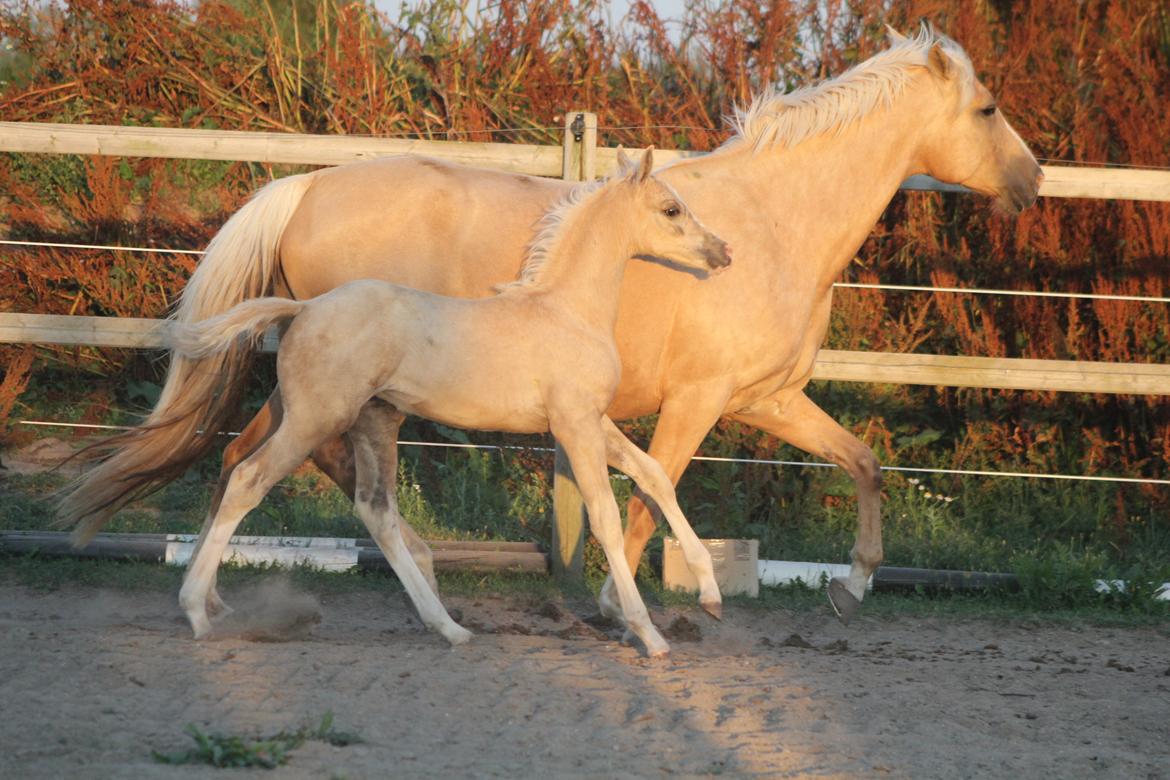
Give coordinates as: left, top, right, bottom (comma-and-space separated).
896, 26, 1043, 213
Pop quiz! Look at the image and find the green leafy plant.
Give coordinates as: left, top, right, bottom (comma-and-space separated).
151, 712, 359, 769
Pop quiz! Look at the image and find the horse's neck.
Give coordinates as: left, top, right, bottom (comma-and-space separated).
683, 81, 932, 294
526, 195, 633, 330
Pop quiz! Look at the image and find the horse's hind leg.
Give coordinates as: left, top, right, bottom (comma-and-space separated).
599, 417, 722, 619
179, 419, 314, 638
553, 415, 669, 657
349, 401, 469, 645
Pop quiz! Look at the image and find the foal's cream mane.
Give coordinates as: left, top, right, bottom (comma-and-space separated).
727, 25, 975, 152
496, 177, 608, 291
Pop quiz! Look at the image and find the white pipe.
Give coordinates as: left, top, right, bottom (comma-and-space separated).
756, 558, 1169, 601
756, 560, 871, 590
1094, 579, 1170, 601
163, 533, 362, 571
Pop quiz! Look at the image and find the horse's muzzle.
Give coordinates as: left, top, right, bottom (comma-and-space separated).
704, 237, 732, 270
1001, 162, 1044, 214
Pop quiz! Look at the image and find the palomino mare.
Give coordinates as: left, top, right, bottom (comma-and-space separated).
168, 149, 731, 655
61, 27, 1041, 621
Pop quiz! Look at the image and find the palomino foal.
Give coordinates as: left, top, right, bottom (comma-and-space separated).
170, 149, 730, 656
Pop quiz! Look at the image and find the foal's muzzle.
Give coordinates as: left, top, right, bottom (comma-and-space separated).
704, 236, 733, 270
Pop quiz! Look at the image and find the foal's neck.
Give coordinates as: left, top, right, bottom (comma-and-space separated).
522, 189, 635, 330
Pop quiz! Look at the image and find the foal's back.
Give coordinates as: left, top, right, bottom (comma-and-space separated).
276, 280, 616, 435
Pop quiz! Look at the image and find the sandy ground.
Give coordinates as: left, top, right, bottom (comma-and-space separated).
0, 580, 1167, 780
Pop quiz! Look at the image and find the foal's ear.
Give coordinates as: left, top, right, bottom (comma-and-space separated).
635, 146, 655, 183
926, 41, 952, 81
885, 24, 908, 44
614, 145, 636, 179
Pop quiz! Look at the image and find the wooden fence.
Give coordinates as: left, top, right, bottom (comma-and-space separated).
2, 117, 1170, 579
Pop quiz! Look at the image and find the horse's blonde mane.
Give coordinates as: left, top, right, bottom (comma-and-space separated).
495, 177, 607, 292
727, 25, 975, 152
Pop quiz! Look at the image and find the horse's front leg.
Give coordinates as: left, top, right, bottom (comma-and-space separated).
731, 390, 882, 624
600, 386, 732, 620
599, 416, 722, 619
553, 414, 670, 658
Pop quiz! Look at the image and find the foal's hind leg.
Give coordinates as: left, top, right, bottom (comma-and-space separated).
179, 423, 314, 638
226, 395, 439, 596
197, 388, 286, 619
349, 401, 470, 646
600, 417, 722, 619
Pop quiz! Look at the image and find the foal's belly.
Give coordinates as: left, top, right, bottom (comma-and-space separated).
372, 324, 555, 434
401, 398, 551, 435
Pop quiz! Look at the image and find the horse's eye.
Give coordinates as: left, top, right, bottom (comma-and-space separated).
980, 105, 997, 117
663, 204, 681, 218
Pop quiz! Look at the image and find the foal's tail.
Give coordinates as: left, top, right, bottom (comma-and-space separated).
58, 172, 316, 545
170, 298, 306, 359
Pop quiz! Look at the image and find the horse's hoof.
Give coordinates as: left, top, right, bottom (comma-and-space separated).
445, 626, 474, 646
828, 577, 861, 625
700, 599, 723, 621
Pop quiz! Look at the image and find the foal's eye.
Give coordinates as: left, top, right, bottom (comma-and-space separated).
980, 105, 997, 117
663, 204, 681, 218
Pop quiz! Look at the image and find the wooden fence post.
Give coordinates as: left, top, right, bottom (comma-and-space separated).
550, 110, 598, 582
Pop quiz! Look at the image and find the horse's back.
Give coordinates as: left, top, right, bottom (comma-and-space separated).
279, 156, 569, 300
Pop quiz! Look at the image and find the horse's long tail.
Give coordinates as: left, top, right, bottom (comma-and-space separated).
58, 172, 316, 545
170, 298, 306, 359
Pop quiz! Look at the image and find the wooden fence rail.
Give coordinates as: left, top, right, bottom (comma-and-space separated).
4, 313, 1169, 396
4, 121, 1170, 199
2, 118, 1169, 580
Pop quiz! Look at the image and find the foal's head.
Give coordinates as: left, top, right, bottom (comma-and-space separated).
615, 148, 732, 274
898, 27, 1043, 213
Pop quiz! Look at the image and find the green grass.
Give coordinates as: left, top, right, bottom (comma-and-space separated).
4, 385, 1169, 620
152, 712, 360, 769
1, 553, 1166, 627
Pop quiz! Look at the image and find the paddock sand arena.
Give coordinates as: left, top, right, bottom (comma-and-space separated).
1, 580, 1167, 779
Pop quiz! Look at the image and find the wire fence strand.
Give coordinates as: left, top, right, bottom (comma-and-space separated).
13, 419, 1169, 486
4, 237, 1168, 304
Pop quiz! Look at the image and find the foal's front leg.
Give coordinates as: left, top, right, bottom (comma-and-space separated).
599, 416, 723, 619
553, 415, 670, 658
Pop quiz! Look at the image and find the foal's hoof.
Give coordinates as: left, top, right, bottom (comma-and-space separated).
700, 599, 723, 621
444, 625, 474, 647
827, 577, 861, 625
188, 618, 213, 641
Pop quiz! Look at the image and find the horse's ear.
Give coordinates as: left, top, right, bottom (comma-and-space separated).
885, 24, 907, 44
636, 146, 655, 183
926, 41, 952, 81
615, 145, 636, 179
